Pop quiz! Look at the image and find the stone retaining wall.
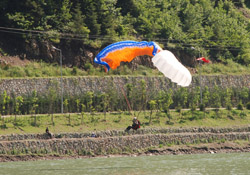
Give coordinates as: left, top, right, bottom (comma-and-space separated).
0, 75, 249, 96
0, 132, 249, 155
1, 127, 250, 141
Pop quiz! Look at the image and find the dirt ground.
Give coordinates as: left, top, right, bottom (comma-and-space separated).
0, 55, 30, 67
0, 142, 249, 162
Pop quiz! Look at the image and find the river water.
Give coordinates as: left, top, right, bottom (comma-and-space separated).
1, 152, 249, 175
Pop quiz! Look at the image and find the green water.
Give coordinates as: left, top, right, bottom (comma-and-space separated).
1, 153, 250, 175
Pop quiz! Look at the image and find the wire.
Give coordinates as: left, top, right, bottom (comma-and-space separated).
0, 26, 248, 51
1, 26, 248, 43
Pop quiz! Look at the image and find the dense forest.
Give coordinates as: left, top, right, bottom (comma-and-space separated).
0, 0, 250, 69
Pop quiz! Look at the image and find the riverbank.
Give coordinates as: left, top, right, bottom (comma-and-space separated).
0, 127, 249, 162
0, 141, 249, 162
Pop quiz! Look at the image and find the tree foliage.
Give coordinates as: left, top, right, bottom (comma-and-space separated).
0, 0, 250, 65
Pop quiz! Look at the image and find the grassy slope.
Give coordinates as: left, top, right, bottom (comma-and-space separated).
1, 109, 249, 135
0, 59, 250, 78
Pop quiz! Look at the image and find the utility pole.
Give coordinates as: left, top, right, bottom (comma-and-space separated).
198, 58, 203, 105
52, 46, 64, 114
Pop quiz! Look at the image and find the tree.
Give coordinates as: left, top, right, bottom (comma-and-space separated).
210, 85, 221, 118
211, 86, 221, 109
75, 98, 80, 114
133, 79, 147, 114
47, 87, 57, 125
80, 103, 86, 125
0, 90, 10, 129
82, 0, 101, 35
174, 87, 188, 119
125, 83, 133, 111
160, 90, 173, 124
162, 90, 173, 113
148, 100, 156, 125
59, 0, 72, 31
189, 87, 200, 112
239, 87, 249, 106
97, 0, 120, 38
105, 80, 119, 111
182, 2, 205, 39
85, 91, 94, 113
139, 79, 147, 111
14, 96, 23, 125
1, 90, 10, 115
224, 88, 233, 110
237, 46, 250, 65
63, 98, 71, 125
31, 90, 39, 126
174, 87, 188, 109
202, 86, 210, 108
116, 0, 139, 17
66, 2, 90, 36
100, 93, 109, 121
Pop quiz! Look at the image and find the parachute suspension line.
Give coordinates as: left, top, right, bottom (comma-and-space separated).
117, 79, 132, 114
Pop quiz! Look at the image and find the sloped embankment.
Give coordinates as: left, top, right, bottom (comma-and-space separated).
0, 127, 249, 162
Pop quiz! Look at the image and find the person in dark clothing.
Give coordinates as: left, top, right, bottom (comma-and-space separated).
45, 127, 52, 139
91, 129, 97, 138
125, 117, 140, 131
91, 132, 97, 138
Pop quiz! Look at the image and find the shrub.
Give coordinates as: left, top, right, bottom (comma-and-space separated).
199, 103, 205, 111
240, 112, 246, 119
227, 114, 234, 120
246, 102, 250, 110
237, 101, 244, 110
72, 66, 78, 75
226, 104, 232, 110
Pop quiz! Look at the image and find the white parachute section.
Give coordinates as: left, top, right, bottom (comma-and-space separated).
152, 50, 192, 87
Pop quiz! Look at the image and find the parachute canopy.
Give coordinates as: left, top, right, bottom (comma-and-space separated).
94, 41, 162, 71
94, 40, 192, 87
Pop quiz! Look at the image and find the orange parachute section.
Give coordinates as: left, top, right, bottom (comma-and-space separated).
94, 41, 162, 71
101, 45, 158, 69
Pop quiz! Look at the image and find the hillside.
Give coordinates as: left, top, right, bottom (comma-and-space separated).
0, 0, 250, 71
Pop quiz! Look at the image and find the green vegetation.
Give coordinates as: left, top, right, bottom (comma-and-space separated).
0, 59, 250, 78
199, 60, 250, 75
0, 0, 250, 68
0, 61, 88, 78
1, 109, 249, 135
0, 85, 249, 115
0, 61, 167, 78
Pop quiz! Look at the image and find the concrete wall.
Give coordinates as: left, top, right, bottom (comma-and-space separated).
0, 75, 249, 96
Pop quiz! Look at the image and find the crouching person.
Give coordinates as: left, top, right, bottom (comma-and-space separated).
45, 127, 53, 139
125, 117, 140, 131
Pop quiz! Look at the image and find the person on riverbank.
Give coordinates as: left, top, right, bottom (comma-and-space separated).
45, 127, 52, 139
125, 117, 140, 131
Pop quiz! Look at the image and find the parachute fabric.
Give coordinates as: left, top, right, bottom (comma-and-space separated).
94, 40, 192, 87
94, 41, 162, 71
152, 50, 192, 87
